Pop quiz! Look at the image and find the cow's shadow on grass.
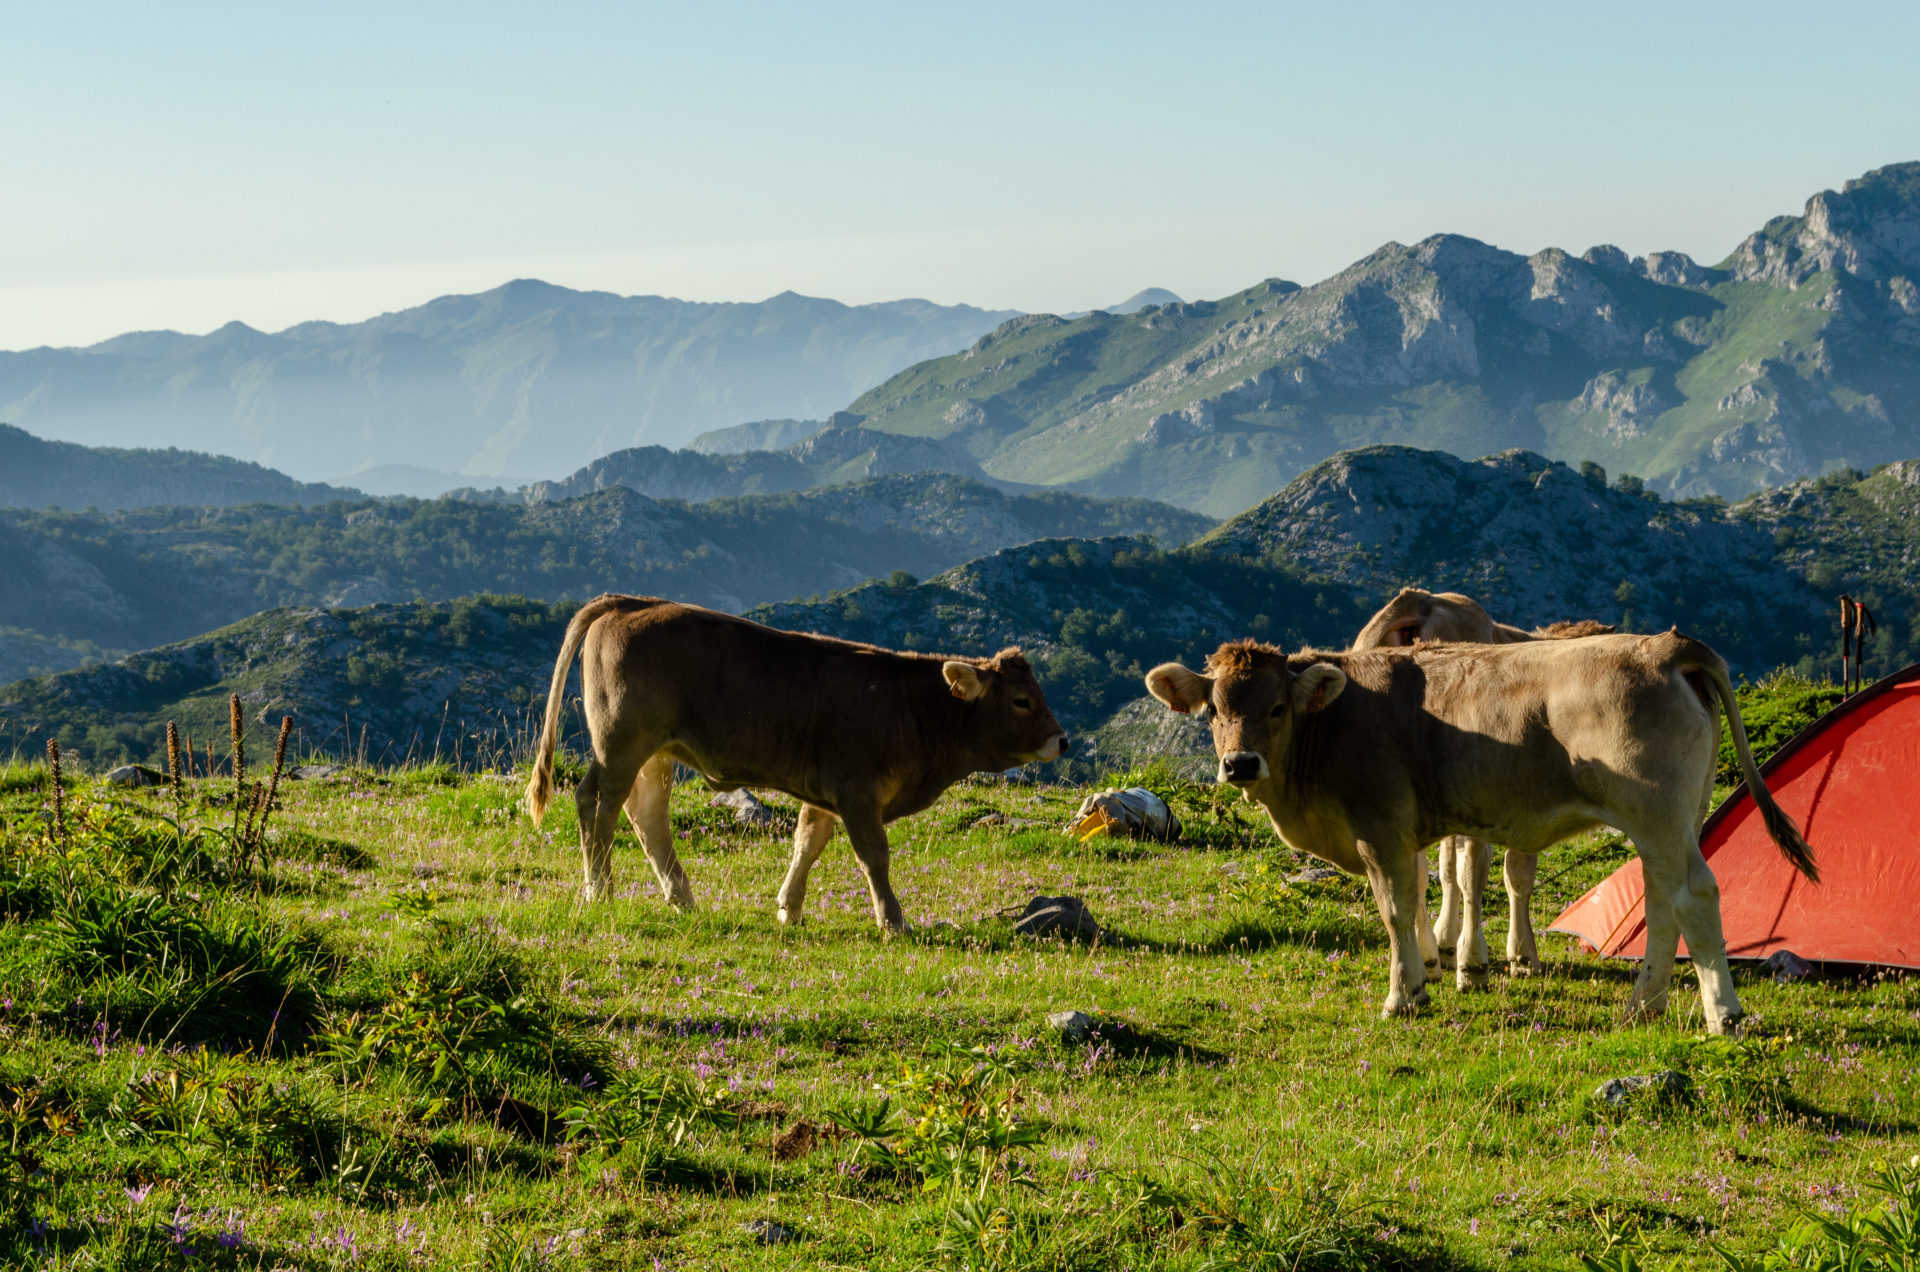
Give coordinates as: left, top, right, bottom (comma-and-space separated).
1110, 915, 1386, 957
1070, 1017, 1228, 1067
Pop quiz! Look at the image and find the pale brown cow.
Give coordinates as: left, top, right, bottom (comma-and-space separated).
1145, 634, 1814, 1034
1352, 588, 1616, 985
525, 595, 1069, 931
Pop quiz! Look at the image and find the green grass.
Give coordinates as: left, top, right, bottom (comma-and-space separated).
2, 754, 1915, 1270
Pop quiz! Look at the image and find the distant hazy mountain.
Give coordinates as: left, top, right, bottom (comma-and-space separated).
0, 282, 1017, 484
845, 162, 1920, 513
464, 416, 997, 505
334, 464, 477, 499
0, 422, 358, 511
685, 418, 826, 455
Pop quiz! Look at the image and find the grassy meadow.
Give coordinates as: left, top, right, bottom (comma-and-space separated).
1, 703, 1916, 1270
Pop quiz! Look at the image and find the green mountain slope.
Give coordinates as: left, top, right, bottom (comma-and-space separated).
0, 473, 1211, 677
844, 163, 1920, 514
11, 446, 1914, 771
0, 422, 358, 511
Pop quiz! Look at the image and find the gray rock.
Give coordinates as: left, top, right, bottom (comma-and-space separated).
288, 764, 344, 781
1014, 895, 1102, 941
105, 764, 167, 787
742, 1219, 797, 1246
1766, 949, 1817, 983
1047, 1010, 1096, 1043
710, 788, 777, 829
1593, 1070, 1687, 1109
1286, 867, 1344, 884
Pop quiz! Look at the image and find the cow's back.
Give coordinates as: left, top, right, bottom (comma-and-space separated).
583, 599, 952, 800
1302, 634, 1716, 847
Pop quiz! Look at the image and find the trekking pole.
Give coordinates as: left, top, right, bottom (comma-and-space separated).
1852, 602, 1877, 693
1838, 596, 1855, 692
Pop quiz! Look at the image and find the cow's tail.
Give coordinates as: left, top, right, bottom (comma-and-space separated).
524, 595, 627, 825
1677, 638, 1818, 882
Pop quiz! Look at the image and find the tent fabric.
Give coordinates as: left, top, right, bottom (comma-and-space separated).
1547, 663, 1920, 969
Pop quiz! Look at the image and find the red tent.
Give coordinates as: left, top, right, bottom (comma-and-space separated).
1548, 663, 1920, 970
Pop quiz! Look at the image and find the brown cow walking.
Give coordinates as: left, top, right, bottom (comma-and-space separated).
525, 595, 1069, 931
1146, 633, 1815, 1034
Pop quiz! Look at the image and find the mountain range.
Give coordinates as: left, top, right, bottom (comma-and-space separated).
8, 165, 1918, 514
839, 162, 1920, 513
0, 284, 1017, 488
8, 444, 1913, 770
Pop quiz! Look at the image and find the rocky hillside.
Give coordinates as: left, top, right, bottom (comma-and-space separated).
843, 162, 1920, 514
0, 282, 1015, 484
1, 596, 573, 770
12, 445, 1914, 772
0, 423, 358, 511
0, 473, 1211, 678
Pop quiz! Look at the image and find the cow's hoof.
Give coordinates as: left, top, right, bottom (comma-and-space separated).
583, 881, 614, 902
1422, 959, 1441, 985
776, 907, 803, 927
1457, 965, 1491, 992
1510, 957, 1541, 978
1437, 947, 1457, 972
1382, 988, 1431, 1018
1709, 1012, 1747, 1038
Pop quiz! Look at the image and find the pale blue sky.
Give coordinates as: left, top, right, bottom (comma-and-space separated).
6, 0, 1918, 348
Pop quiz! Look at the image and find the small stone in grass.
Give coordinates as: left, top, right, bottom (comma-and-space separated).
710, 788, 777, 829
289, 764, 344, 781
105, 764, 167, 788
1593, 1070, 1687, 1109
1766, 949, 1817, 983
743, 1218, 797, 1245
1047, 1010, 1095, 1043
1014, 895, 1101, 940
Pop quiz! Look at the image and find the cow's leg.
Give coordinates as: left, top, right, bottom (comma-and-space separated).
838, 803, 907, 934
1360, 839, 1430, 1017
776, 804, 839, 926
1623, 859, 1682, 1025
1413, 853, 1443, 991
1639, 831, 1742, 1034
1454, 837, 1492, 992
574, 753, 642, 902
1432, 838, 1464, 974
1504, 850, 1541, 976
623, 754, 694, 909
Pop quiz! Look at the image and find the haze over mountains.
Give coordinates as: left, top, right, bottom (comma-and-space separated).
9, 165, 1917, 513
0, 285, 1018, 488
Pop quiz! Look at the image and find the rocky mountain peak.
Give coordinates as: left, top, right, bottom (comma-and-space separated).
1730, 161, 1920, 286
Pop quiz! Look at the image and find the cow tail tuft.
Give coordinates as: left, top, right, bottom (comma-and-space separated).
525, 596, 622, 824
1682, 641, 1819, 882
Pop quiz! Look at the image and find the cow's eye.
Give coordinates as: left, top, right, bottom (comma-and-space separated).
1012, 696, 1034, 711
1268, 703, 1285, 718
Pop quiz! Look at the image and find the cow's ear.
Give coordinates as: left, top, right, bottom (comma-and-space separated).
943, 661, 987, 702
1145, 663, 1213, 716
1292, 663, 1347, 713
